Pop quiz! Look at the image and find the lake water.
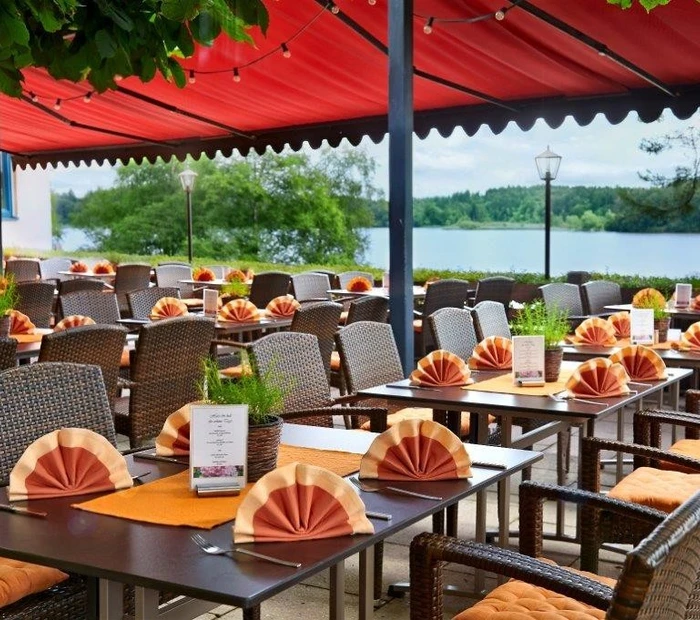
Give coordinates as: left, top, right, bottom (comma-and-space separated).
60, 226, 699, 279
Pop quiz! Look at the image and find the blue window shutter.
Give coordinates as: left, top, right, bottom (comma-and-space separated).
1, 153, 13, 219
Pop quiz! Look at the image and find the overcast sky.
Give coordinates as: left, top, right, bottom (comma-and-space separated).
49, 109, 699, 199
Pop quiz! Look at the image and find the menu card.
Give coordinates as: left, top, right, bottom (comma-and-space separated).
203, 288, 219, 317
512, 335, 545, 386
630, 308, 654, 345
190, 404, 248, 493
675, 283, 692, 308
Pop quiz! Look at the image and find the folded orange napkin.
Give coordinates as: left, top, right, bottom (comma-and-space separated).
9, 310, 35, 335
564, 358, 630, 399
607, 311, 630, 339
193, 267, 216, 282
69, 261, 88, 273
150, 296, 188, 319
155, 404, 191, 456
359, 418, 471, 481
632, 287, 666, 309
468, 336, 512, 370
346, 276, 373, 292
410, 350, 473, 386
691, 295, 700, 311
678, 322, 700, 350
9, 428, 133, 501
92, 260, 114, 275
266, 295, 300, 318
225, 268, 247, 283
0, 558, 69, 609
218, 299, 259, 322
54, 315, 96, 332
233, 462, 374, 543
609, 345, 667, 381
568, 317, 617, 346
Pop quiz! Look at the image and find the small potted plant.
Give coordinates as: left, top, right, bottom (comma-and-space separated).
0, 274, 18, 336
632, 288, 670, 342
200, 357, 285, 481
511, 300, 570, 382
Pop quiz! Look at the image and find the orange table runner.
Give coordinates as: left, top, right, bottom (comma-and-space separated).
463, 362, 578, 397
10, 328, 53, 344
72, 444, 363, 529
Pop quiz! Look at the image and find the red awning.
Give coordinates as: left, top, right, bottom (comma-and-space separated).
2, 0, 700, 168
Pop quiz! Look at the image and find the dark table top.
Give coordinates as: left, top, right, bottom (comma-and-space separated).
605, 303, 700, 321
0, 424, 540, 611
118, 315, 292, 334
563, 343, 700, 368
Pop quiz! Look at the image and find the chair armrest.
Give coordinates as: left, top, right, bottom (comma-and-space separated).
117, 377, 136, 390
686, 390, 700, 415
333, 394, 363, 405
210, 338, 249, 350
634, 408, 700, 448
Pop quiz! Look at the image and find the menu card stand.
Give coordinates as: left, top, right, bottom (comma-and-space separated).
630, 308, 655, 345
512, 335, 545, 387
203, 289, 219, 317
675, 283, 692, 309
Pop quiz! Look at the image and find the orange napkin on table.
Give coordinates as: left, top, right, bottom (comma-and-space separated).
564, 358, 630, 399
568, 317, 617, 346
54, 315, 96, 331
609, 345, 667, 381
359, 418, 472, 481
691, 295, 700, 311
9, 428, 133, 501
193, 267, 216, 282
156, 404, 191, 456
266, 295, 300, 318
150, 297, 188, 319
233, 463, 374, 543
410, 350, 473, 386
677, 322, 700, 351
92, 261, 114, 275
607, 311, 630, 339
346, 276, 373, 292
218, 299, 259, 322
8, 310, 35, 335
69, 261, 88, 273
225, 269, 247, 283
468, 336, 513, 370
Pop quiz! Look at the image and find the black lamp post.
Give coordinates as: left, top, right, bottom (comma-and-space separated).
535, 146, 562, 280
178, 166, 198, 264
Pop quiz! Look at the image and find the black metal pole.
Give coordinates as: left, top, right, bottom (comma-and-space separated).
186, 190, 193, 264
544, 174, 551, 280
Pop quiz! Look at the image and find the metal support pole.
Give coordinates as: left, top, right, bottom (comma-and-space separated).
186, 190, 193, 264
388, 0, 414, 374
544, 174, 551, 280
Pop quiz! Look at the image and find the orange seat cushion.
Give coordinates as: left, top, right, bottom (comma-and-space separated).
660, 439, 700, 473
339, 311, 348, 325
453, 564, 615, 620
413, 319, 423, 333
330, 351, 341, 371
608, 466, 700, 513
360, 408, 477, 436
0, 558, 69, 609
120, 348, 131, 368
221, 365, 252, 378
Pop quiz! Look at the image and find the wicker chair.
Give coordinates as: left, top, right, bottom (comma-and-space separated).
470, 276, 514, 312
59, 291, 121, 324
154, 264, 195, 298
290, 301, 342, 379
127, 287, 181, 319
471, 300, 512, 341
113, 263, 152, 316
114, 316, 216, 448
291, 272, 332, 305
566, 270, 592, 286
39, 257, 72, 284
15, 281, 56, 328
204, 265, 228, 279
345, 296, 389, 324
414, 279, 471, 357
410, 482, 700, 620
0, 362, 119, 620
581, 279, 622, 315
57, 278, 106, 296
539, 282, 588, 330
248, 271, 292, 308
38, 325, 127, 406
337, 271, 374, 290
427, 307, 478, 360
5, 258, 40, 282
0, 337, 17, 370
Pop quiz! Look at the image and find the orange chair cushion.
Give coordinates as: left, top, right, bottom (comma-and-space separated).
339, 311, 348, 325
360, 408, 479, 437
120, 348, 131, 368
0, 558, 69, 609
453, 563, 615, 620
413, 319, 423, 333
660, 439, 700, 473
220, 365, 252, 379
607, 466, 700, 513
330, 351, 341, 371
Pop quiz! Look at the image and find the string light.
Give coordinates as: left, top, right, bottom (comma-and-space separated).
53, 99, 62, 110
423, 17, 434, 34
188, 70, 196, 84
329, 1, 340, 14
114, 74, 123, 82
232, 67, 241, 82
368, 0, 376, 5
494, 9, 506, 20
30, 92, 38, 102
83, 91, 92, 103
281, 43, 291, 58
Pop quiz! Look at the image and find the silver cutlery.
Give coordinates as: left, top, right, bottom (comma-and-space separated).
0, 503, 47, 518
191, 533, 301, 568
131, 472, 151, 482
349, 476, 442, 501
471, 461, 507, 470
385, 383, 441, 392
365, 511, 393, 520
134, 452, 187, 464
548, 392, 607, 407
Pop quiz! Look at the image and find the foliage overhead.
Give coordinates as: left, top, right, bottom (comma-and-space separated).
0, 0, 268, 97
607, 0, 693, 9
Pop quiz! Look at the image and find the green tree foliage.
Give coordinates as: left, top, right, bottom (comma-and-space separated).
52, 189, 80, 224
607, 0, 693, 10
70, 148, 378, 264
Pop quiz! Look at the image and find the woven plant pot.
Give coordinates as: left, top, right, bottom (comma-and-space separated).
247, 414, 283, 482
544, 347, 564, 383
654, 317, 670, 343
0, 316, 10, 337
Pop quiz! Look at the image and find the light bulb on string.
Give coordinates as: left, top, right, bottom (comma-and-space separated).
281, 43, 291, 58
368, 0, 376, 5
30, 92, 38, 102
188, 70, 196, 84
423, 17, 434, 34
494, 9, 506, 20
53, 99, 62, 110
83, 91, 92, 103
232, 68, 241, 82
329, 1, 340, 14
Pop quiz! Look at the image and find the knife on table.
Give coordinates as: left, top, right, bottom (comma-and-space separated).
133, 452, 187, 464
0, 504, 47, 518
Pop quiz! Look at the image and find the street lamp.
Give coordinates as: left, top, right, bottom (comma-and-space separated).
535, 146, 562, 280
178, 166, 198, 264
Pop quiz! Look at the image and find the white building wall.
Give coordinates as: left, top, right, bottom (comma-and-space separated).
3, 167, 52, 252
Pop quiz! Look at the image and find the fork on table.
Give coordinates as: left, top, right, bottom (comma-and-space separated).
348, 476, 442, 501
190, 533, 301, 568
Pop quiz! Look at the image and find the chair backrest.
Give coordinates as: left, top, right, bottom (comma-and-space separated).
346, 296, 389, 325
249, 331, 333, 415
0, 362, 117, 485
422, 278, 471, 317
122, 316, 216, 447
312, 269, 340, 289
248, 271, 291, 308
581, 280, 622, 315
0, 337, 17, 371
155, 264, 194, 298
5, 258, 40, 282
338, 271, 374, 290
291, 272, 331, 303
427, 308, 478, 360
128, 287, 181, 319
290, 301, 342, 379
204, 265, 228, 279
114, 263, 152, 313
57, 278, 106, 296
15, 281, 56, 328
59, 291, 121, 324
471, 300, 512, 341
39, 257, 72, 282
566, 270, 591, 286
539, 282, 584, 316
335, 321, 404, 393
473, 276, 514, 309
38, 324, 127, 405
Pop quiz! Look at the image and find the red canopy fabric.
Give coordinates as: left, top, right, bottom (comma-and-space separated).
2, 0, 699, 168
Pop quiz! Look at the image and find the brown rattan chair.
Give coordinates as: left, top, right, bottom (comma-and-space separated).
290, 301, 342, 379
581, 279, 622, 315
15, 281, 56, 328
39, 257, 73, 285
38, 324, 127, 406
566, 270, 592, 286
248, 271, 291, 308
291, 272, 332, 305
337, 271, 374, 289
5, 258, 40, 282
471, 300, 512, 341
57, 277, 106, 296
345, 295, 388, 324
127, 287, 181, 319
114, 316, 216, 448
0, 362, 119, 620
154, 264, 195, 298
427, 307, 478, 361
59, 290, 121, 324
410, 482, 700, 620
414, 278, 471, 357
539, 282, 588, 329
470, 275, 514, 312
0, 337, 17, 370
113, 263, 152, 316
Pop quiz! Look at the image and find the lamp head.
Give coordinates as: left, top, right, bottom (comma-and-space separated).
535, 146, 562, 181
179, 166, 198, 192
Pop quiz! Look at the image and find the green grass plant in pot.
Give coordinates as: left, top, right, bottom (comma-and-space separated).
0, 274, 18, 337
632, 287, 670, 343
511, 300, 570, 382
200, 357, 285, 482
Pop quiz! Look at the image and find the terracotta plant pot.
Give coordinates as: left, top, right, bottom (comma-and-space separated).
544, 347, 564, 383
247, 415, 283, 482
